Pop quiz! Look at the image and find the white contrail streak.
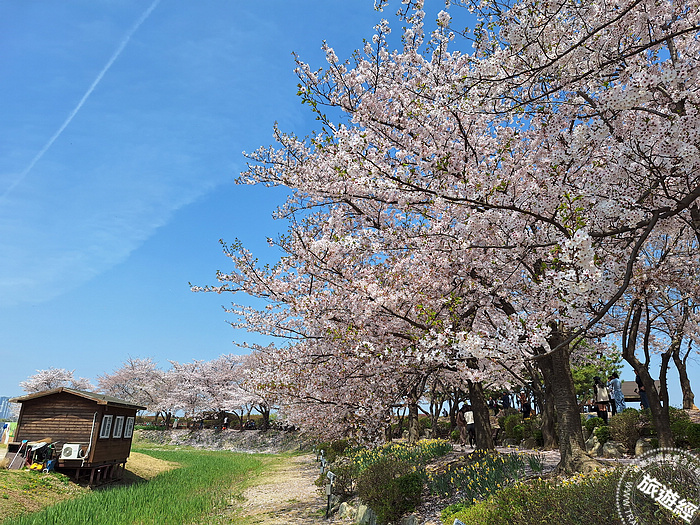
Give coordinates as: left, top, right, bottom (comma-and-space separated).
1, 0, 161, 200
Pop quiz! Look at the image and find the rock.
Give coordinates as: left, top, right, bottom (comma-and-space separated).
356, 504, 377, 525
602, 441, 624, 458
502, 438, 518, 447
585, 434, 602, 456
400, 515, 419, 525
521, 437, 537, 449
635, 437, 656, 456
339, 502, 356, 520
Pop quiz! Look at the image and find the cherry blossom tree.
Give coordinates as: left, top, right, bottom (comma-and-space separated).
20, 367, 94, 393
98, 357, 165, 410
200, 0, 699, 471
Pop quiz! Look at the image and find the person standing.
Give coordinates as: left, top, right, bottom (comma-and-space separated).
593, 376, 610, 424
456, 406, 468, 447
501, 392, 511, 410
608, 372, 626, 415
635, 373, 650, 409
519, 391, 531, 420
464, 405, 475, 448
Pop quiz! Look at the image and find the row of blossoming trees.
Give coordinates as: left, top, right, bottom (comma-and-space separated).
20, 359, 273, 431
192, 0, 700, 473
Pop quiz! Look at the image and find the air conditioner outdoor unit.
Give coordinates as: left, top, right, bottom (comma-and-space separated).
60, 443, 84, 459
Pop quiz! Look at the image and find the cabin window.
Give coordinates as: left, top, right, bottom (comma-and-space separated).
113, 416, 125, 438
123, 417, 135, 439
99, 415, 113, 439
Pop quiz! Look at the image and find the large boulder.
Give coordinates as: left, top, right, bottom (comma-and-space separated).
339, 502, 357, 520
585, 434, 602, 456
521, 437, 538, 449
602, 441, 625, 458
635, 437, 656, 457
356, 504, 377, 525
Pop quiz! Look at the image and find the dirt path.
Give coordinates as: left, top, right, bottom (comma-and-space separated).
235, 454, 336, 524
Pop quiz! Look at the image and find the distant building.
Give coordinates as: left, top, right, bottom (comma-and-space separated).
0, 397, 12, 420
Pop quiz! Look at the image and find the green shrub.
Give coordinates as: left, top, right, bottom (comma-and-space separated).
688, 423, 700, 449
532, 429, 544, 447
356, 458, 423, 525
672, 418, 700, 450
316, 439, 352, 463
594, 425, 611, 444
502, 414, 523, 440
511, 424, 524, 442
450, 429, 460, 442
584, 416, 605, 433
436, 420, 452, 439
326, 460, 355, 498
609, 409, 641, 453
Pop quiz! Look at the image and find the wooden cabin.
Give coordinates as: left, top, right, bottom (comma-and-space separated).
6, 387, 145, 484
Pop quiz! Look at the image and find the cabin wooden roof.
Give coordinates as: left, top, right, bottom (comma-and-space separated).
621, 380, 660, 401
9, 387, 146, 410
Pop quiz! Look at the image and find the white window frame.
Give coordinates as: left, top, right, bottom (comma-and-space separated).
113, 415, 125, 438
99, 415, 113, 439
123, 416, 135, 439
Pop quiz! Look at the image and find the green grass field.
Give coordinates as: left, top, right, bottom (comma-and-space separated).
1, 445, 267, 525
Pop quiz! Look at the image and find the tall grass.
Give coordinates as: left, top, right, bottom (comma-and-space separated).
1, 447, 265, 525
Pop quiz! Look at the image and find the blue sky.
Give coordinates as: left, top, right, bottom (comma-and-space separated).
0, 1, 695, 408
0, 0, 390, 396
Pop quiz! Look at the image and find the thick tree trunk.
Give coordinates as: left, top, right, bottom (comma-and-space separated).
467, 380, 495, 451
385, 424, 393, 443
258, 406, 270, 431
534, 363, 558, 450
527, 363, 557, 449
541, 327, 599, 474
622, 304, 674, 448
673, 345, 696, 410
626, 358, 674, 447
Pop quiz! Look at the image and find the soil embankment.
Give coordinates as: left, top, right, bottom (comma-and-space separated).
135, 428, 313, 454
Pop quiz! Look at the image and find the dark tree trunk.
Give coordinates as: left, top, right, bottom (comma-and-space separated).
525, 362, 557, 449
467, 380, 494, 450
407, 396, 420, 445
626, 358, 674, 447
622, 302, 674, 448
258, 405, 270, 431
659, 352, 671, 407
385, 424, 393, 443
673, 342, 696, 410
397, 407, 405, 438
448, 388, 466, 431
541, 326, 599, 474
